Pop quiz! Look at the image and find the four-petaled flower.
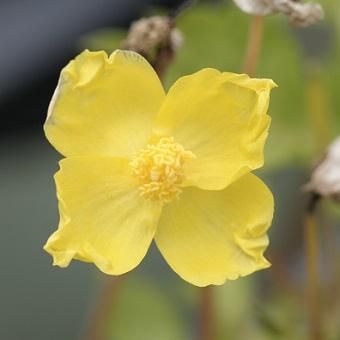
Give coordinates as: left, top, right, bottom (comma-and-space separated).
44, 49, 276, 286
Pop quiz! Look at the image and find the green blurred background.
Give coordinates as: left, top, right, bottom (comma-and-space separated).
1, 0, 340, 339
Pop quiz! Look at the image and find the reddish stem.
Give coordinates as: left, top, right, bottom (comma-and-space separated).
199, 286, 215, 340
243, 15, 264, 76
84, 277, 124, 340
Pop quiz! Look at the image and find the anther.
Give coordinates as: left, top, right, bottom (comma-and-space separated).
130, 137, 195, 203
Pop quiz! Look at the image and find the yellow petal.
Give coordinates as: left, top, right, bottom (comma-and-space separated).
153, 69, 276, 190
154, 173, 273, 287
45, 50, 165, 158
44, 157, 162, 275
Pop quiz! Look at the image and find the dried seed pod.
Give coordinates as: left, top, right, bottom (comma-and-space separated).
232, 0, 324, 27
121, 15, 183, 78
274, 0, 324, 27
121, 16, 183, 57
232, 0, 275, 16
306, 137, 340, 202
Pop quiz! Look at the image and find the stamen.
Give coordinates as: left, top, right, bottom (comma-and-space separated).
130, 137, 195, 203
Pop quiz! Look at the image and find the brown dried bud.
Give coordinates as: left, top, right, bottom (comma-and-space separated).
305, 137, 340, 202
121, 16, 183, 57
121, 15, 183, 79
232, 0, 324, 27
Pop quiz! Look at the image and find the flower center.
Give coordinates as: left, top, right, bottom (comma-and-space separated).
130, 137, 195, 203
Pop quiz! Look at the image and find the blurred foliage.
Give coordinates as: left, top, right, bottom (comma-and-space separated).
104, 269, 340, 339
79, 29, 126, 53
214, 276, 262, 339
106, 274, 189, 340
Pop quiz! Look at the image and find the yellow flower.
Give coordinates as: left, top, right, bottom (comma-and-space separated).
44, 49, 276, 287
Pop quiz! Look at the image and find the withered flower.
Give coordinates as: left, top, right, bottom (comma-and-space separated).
232, 0, 324, 27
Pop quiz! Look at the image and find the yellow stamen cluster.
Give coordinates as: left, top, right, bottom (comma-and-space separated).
130, 137, 195, 203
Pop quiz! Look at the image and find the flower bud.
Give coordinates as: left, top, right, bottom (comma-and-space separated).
306, 137, 340, 202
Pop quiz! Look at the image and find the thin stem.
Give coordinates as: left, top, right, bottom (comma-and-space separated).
84, 277, 124, 340
199, 286, 215, 340
242, 15, 265, 76
152, 29, 176, 81
304, 196, 321, 340
304, 64, 331, 339
268, 251, 302, 298
169, 0, 197, 19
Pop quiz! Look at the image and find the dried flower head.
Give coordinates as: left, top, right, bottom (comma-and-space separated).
306, 137, 340, 202
232, 0, 324, 27
121, 16, 183, 56
232, 0, 275, 16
